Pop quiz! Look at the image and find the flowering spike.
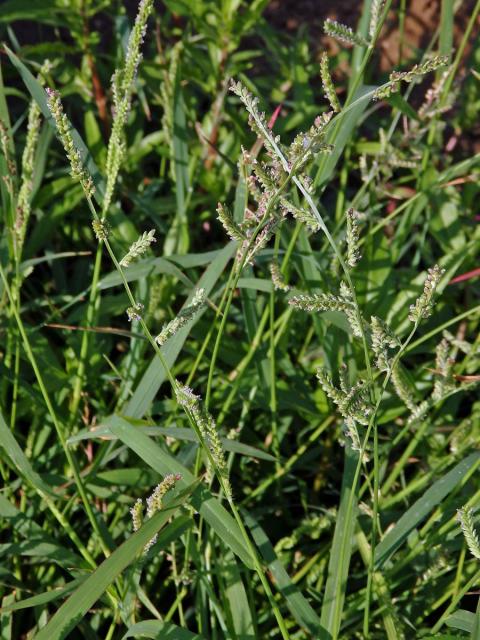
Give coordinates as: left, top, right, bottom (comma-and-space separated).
176, 382, 231, 497
324, 18, 369, 47
457, 507, 480, 560
103, 0, 155, 215
408, 265, 444, 323
369, 0, 384, 39
374, 55, 449, 101
120, 229, 156, 267
346, 208, 361, 268
126, 302, 144, 322
142, 473, 181, 552
216, 203, 246, 242
156, 289, 206, 346
320, 52, 341, 113
45, 89, 95, 197
280, 198, 320, 232
270, 262, 290, 291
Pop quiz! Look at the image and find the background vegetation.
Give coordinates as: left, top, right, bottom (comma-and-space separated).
0, 0, 480, 638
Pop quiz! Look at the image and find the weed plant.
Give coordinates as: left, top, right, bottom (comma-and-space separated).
1, 0, 480, 638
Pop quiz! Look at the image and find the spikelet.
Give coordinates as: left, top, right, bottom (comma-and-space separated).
242, 218, 278, 265
270, 262, 290, 291
432, 337, 455, 401
280, 198, 321, 232
457, 507, 480, 560
119, 229, 156, 267
45, 89, 95, 197
0, 119, 16, 196
346, 208, 361, 268
369, 0, 384, 39
131, 473, 182, 553
229, 80, 281, 161
317, 367, 373, 427
374, 55, 449, 101
92, 218, 110, 241
391, 365, 416, 412
176, 382, 231, 497
408, 265, 444, 323
104, 0, 155, 214
216, 203, 246, 242
287, 112, 334, 171
126, 302, 144, 322
289, 285, 364, 338
407, 399, 429, 426
320, 52, 340, 113
155, 288, 206, 345
324, 18, 369, 47
15, 62, 51, 248
345, 416, 369, 462
371, 316, 399, 372
130, 498, 143, 532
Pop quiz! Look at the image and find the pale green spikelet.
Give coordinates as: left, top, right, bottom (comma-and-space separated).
119, 229, 156, 267
317, 367, 373, 426
229, 80, 281, 160
15, 62, 51, 248
0, 118, 16, 196
324, 18, 369, 47
280, 197, 321, 233
371, 316, 400, 372
432, 337, 455, 401
242, 218, 278, 266
142, 473, 181, 552
155, 288, 206, 346
407, 399, 430, 426
457, 507, 480, 560
176, 382, 231, 497
216, 203, 246, 242
287, 112, 334, 171
346, 208, 361, 268
92, 218, 110, 241
391, 365, 417, 412
126, 302, 144, 322
130, 498, 143, 532
408, 265, 444, 323
369, 0, 384, 39
374, 55, 449, 100
45, 89, 95, 197
270, 262, 290, 291
345, 416, 369, 462
289, 284, 364, 338
103, 0, 155, 215
320, 52, 340, 113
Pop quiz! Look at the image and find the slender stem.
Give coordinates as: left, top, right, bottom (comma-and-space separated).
69, 244, 103, 425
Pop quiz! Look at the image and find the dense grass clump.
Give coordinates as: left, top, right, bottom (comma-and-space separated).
1, 1, 480, 638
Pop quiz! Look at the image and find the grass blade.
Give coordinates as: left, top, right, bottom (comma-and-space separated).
375, 452, 480, 569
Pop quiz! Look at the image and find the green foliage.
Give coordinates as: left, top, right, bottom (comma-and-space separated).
1, 1, 480, 639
